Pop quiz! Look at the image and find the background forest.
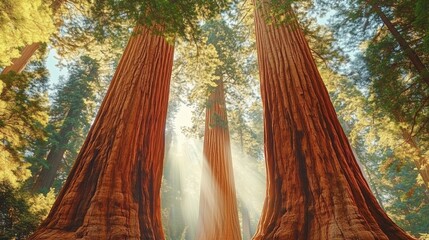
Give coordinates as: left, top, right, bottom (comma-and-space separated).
0, 0, 428, 239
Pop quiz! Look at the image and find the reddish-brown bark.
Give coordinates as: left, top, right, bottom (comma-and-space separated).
196, 79, 241, 240
252, 2, 415, 239
29, 26, 174, 239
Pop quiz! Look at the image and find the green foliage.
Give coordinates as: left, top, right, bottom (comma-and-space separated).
0, 183, 39, 239
380, 158, 429, 236
363, 32, 429, 148
51, 1, 129, 73
320, 0, 382, 49
0, 0, 55, 66
0, 59, 49, 187
324, 0, 429, 144
203, 19, 245, 82
29, 55, 103, 192
175, 38, 221, 104
414, 0, 429, 52
0, 183, 54, 239
91, 0, 231, 40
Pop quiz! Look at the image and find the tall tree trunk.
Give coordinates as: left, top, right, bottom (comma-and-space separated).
196, 79, 241, 240
31, 109, 76, 193
368, 2, 429, 86
29, 25, 174, 239
252, 1, 414, 239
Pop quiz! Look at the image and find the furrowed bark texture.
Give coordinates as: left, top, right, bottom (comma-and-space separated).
29, 26, 174, 239
252, 2, 414, 239
196, 80, 241, 240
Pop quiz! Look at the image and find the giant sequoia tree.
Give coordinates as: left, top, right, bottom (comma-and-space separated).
29, 26, 174, 239
196, 79, 241, 240
252, 1, 414, 239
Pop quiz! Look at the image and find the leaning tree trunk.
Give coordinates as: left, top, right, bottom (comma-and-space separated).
252, 1, 414, 239
31, 108, 77, 193
196, 79, 241, 240
1, 43, 40, 74
0, 0, 66, 75
368, 2, 429, 86
29, 26, 174, 239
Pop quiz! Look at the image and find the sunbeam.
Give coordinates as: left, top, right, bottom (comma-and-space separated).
161, 122, 266, 239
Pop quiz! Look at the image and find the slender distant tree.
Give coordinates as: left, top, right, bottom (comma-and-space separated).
177, 7, 262, 237
196, 79, 241, 240
160, 37, 221, 240
195, 17, 250, 240
365, 1, 429, 85
31, 56, 101, 193
251, 1, 414, 239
